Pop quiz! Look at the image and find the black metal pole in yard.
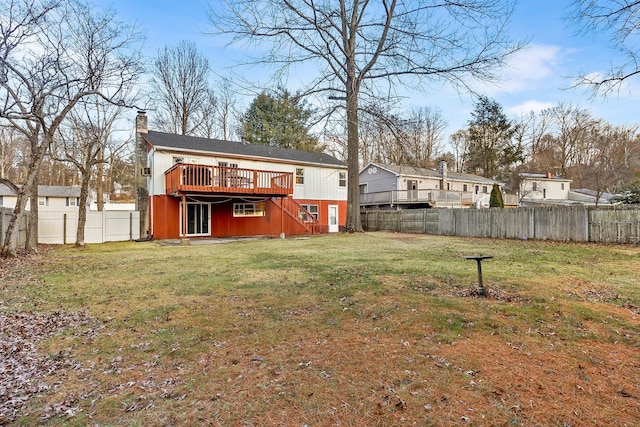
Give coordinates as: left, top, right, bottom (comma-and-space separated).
463, 255, 493, 296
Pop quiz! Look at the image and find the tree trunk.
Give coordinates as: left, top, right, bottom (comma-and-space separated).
97, 156, 104, 211
1, 154, 44, 257
345, 73, 363, 232
76, 167, 91, 247
26, 179, 39, 252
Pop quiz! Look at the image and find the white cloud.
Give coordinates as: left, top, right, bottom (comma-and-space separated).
473, 44, 564, 95
508, 100, 556, 116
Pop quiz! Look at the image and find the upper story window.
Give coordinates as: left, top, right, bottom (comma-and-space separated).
482, 186, 488, 193
0, 195, 3, 206
173, 156, 184, 164
532, 182, 538, 191
338, 171, 347, 187
295, 168, 304, 185
66, 197, 78, 206
38, 197, 49, 206
561, 183, 565, 190
463, 184, 468, 192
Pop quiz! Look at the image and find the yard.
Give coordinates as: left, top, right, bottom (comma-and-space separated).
1, 232, 639, 426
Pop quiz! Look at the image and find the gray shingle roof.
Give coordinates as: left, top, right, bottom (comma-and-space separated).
370, 163, 499, 185
0, 184, 81, 197
144, 131, 346, 168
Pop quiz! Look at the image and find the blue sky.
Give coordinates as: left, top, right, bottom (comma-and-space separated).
107, 0, 640, 140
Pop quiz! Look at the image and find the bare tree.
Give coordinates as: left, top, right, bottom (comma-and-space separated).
52, 99, 129, 247
209, 0, 525, 232
568, 0, 640, 95
449, 130, 470, 173
0, 0, 142, 257
150, 40, 214, 136
404, 107, 447, 167
214, 79, 239, 140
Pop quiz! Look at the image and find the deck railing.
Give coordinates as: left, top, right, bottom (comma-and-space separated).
360, 189, 518, 207
165, 163, 293, 196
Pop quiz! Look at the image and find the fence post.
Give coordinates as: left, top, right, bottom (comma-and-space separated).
129, 212, 133, 241
63, 213, 67, 245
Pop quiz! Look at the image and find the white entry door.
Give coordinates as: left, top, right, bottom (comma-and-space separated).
328, 205, 339, 233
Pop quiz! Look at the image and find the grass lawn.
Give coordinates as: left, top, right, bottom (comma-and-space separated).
1, 232, 639, 426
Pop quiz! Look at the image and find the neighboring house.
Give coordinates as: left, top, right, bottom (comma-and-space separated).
0, 184, 82, 210
134, 111, 347, 240
568, 189, 615, 206
519, 173, 574, 206
359, 162, 508, 209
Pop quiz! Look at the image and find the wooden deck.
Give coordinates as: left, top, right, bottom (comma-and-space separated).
165, 163, 293, 196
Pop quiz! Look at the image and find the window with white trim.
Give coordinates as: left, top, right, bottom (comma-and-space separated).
299, 204, 319, 221
66, 197, 78, 206
295, 168, 304, 184
338, 171, 346, 187
233, 202, 266, 217
39, 197, 49, 206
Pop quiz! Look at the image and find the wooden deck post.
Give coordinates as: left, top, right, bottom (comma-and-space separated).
181, 193, 187, 238
280, 197, 285, 239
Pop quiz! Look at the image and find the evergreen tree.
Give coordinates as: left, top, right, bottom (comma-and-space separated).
465, 96, 522, 179
240, 88, 322, 151
611, 179, 640, 204
489, 183, 505, 208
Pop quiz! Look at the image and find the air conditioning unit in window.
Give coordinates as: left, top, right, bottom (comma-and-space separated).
141, 167, 151, 176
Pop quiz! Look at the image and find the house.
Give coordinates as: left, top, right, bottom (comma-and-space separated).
359, 162, 509, 209
0, 184, 82, 210
519, 173, 575, 206
134, 111, 347, 240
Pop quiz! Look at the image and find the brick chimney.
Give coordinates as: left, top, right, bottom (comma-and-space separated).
134, 111, 149, 238
439, 160, 448, 190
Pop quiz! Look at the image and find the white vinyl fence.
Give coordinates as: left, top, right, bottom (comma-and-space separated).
1, 207, 140, 247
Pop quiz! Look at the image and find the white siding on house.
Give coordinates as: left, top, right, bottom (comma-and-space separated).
0, 195, 80, 211
520, 177, 570, 200
151, 150, 347, 201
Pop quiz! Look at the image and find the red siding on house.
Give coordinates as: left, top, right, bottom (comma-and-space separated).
295, 199, 347, 228
151, 195, 180, 239
150, 195, 346, 239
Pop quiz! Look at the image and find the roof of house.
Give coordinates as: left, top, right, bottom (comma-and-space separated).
0, 184, 81, 197
144, 131, 347, 168
520, 173, 572, 182
362, 162, 499, 185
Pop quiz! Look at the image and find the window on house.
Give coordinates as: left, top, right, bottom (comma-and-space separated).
359, 184, 368, 194
300, 204, 319, 221
295, 168, 304, 184
39, 197, 49, 206
446, 182, 451, 191
532, 182, 538, 191
543, 189, 547, 199
66, 197, 77, 206
173, 156, 184, 164
475, 185, 479, 194
482, 186, 488, 193
233, 202, 266, 217
0, 195, 3, 206
463, 184, 468, 192
561, 183, 565, 190
338, 171, 347, 187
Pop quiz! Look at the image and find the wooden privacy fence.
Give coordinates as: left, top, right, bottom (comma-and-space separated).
362, 206, 640, 243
